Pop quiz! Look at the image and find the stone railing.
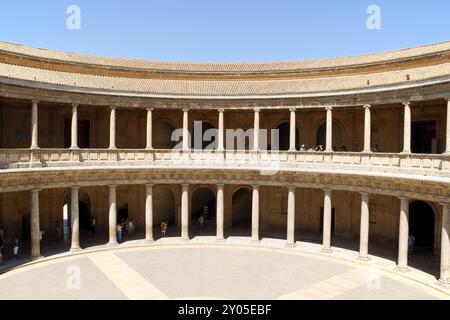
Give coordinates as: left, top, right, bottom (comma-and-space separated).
0, 148, 449, 178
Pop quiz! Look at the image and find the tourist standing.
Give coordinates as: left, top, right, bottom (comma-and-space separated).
116, 224, 123, 243
198, 214, 205, 229
13, 236, 19, 258
90, 217, 96, 235
160, 221, 168, 237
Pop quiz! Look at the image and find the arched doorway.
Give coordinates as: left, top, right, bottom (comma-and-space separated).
316, 121, 344, 151
191, 187, 216, 234
191, 121, 217, 150
231, 187, 252, 236
275, 122, 300, 151
409, 201, 435, 249
153, 120, 176, 149
154, 186, 176, 226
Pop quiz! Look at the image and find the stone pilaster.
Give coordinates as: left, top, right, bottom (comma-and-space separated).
402, 102, 411, 154
325, 106, 333, 152
108, 185, 118, 245
439, 203, 450, 286
216, 184, 225, 241
397, 197, 409, 271
363, 105, 372, 152
30, 189, 41, 259
251, 185, 260, 242
145, 184, 154, 242
109, 107, 117, 150
322, 189, 332, 252
70, 187, 81, 251
30, 100, 39, 150
70, 104, 79, 149
286, 187, 296, 246
358, 192, 370, 260
181, 184, 189, 240
289, 107, 297, 152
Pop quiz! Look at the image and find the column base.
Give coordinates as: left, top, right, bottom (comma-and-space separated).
250, 239, 260, 246
107, 241, 119, 247
31, 255, 43, 261
321, 247, 333, 253
437, 279, 450, 289
181, 237, 190, 242
143, 238, 155, 244
357, 255, 370, 262
70, 247, 82, 253
395, 265, 410, 273
285, 242, 296, 248
216, 237, 225, 243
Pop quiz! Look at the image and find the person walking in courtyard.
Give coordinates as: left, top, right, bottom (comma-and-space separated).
116, 223, 123, 243
90, 217, 96, 235
198, 214, 205, 229
160, 221, 168, 237
13, 236, 19, 258
127, 217, 135, 236
408, 234, 416, 254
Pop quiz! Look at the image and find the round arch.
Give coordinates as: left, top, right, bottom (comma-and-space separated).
190, 120, 217, 150
231, 187, 253, 227
274, 121, 301, 151
315, 120, 345, 151
409, 200, 436, 249
153, 119, 176, 149
190, 185, 216, 222
153, 185, 176, 226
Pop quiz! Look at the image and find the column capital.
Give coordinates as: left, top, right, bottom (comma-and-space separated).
147, 107, 154, 112
71, 186, 80, 190
445, 96, 449, 102
323, 188, 332, 195
71, 103, 79, 108
109, 184, 118, 189
289, 107, 297, 112
31, 99, 39, 105
31, 188, 41, 193
440, 202, 450, 210
216, 183, 225, 189
182, 107, 190, 112
363, 104, 371, 109
145, 183, 154, 188
325, 106, 333, 111
253, 107, 261, 113
181, 183, 189, 189
288, 186, 296, 192
398, 196, 409, 203
110, 105, 117, 110
360, 191, 369, 197
403, 101, 411, 107
252, 184, 260, 190
217, 108, 225, 113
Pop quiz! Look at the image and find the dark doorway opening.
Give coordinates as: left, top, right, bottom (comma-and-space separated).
320, 208, 336, 234
21, 216, 30, 241
275, 123, 300, 151
409, 201, 435, 248
191, 121, 216, 150
231, 187, 252, 235
191, 187, 216, 234
316, 122, 344, 151
118, 204, 129, 223
64, 119, 90, 148
79, 202, 91, 230
411, 121, 437, 154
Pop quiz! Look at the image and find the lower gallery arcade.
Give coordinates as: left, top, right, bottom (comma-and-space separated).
1, 183, 449, 286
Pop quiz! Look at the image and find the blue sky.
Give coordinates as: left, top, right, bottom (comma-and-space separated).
0, 0, 449, 62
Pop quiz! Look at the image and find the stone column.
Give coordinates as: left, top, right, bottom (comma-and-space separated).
30, 189, 41, 260
217, 109, 225, 151
216, 184, 225, 241
289, 108, 297, 152
325, 106, 333, 152
322, 189, 332, 252
251, 185, 260, 242
146, 108, 153, 150
70, 187, 81, 251
397, 197, 409, 271
402, 102, 411, 154
181, 184, 189, 240
286, 187, 296, 246
253, 108, 260, 151
145, 184, 154, 242
445, 98, 450, 155
30, 100, 39, 149
109, 107, 117, 150
182, 108, 190, 151
108, 185, 118, 245
439, 203, 450, 286
359, 192, 370, 260
70, 103, 79, 149
363, 104, 372, 152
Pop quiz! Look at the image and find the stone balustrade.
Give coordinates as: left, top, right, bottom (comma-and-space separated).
0, 149, 449, 178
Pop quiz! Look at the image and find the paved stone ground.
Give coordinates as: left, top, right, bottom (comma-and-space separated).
0, 245, 446, 300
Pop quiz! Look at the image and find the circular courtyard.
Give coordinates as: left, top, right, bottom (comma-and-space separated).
0, 244, 448, 300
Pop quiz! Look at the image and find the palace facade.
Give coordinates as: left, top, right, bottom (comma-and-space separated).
0, 40, 449, 286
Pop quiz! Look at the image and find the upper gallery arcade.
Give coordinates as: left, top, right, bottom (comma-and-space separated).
0, 40, 449, 287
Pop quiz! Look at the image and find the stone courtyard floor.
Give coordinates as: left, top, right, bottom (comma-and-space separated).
0, 238, 449, 300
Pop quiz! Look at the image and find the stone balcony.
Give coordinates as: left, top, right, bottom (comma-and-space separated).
0, 149, 449, 180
